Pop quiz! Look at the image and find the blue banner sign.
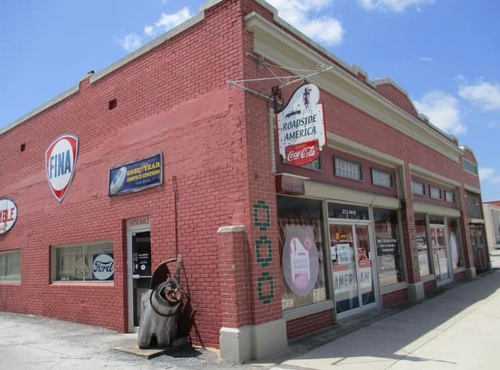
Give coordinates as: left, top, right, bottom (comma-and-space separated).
109, 153, 163, 196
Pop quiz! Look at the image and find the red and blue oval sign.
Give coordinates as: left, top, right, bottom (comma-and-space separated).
45, 134, 79, 202
0, 198, 17, 235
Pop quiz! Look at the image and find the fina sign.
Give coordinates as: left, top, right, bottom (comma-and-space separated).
277, 84, 325, 166
45, 134, 79, 202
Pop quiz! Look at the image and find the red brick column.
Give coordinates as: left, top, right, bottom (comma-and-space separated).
399, 165, 424, 300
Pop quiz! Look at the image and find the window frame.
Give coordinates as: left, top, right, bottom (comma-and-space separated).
429, 186, 442, 200
334, 156, 363, 181
445, 190, 455, 203
463, 159, 478, 176
411, 181, 426, 196
51, 240, 114, 283
0, 250, 21, 283
371, 168, 393, 188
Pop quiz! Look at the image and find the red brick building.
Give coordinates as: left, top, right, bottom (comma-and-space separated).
0, 0, 487, 363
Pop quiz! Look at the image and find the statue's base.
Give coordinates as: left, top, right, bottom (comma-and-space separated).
114, 336, 190, 360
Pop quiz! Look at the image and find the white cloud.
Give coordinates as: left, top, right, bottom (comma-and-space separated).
419, 56, 434, 62
458, 81, 500, 111
116, 7, 193, 52
413, 90, 467, 135
116, 33, 143, 52
267, 0, 345, 46
358, 0, 435, 12
480, 168, 500, 184
144, 7, 193, 37
480, 168, 495, 181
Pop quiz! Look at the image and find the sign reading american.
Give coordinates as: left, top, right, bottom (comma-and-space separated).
277, 84, 326, 166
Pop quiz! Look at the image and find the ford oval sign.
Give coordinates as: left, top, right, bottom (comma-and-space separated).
0, 198, 18, 235
93, 254, 114, 280
45, 134, 79, 202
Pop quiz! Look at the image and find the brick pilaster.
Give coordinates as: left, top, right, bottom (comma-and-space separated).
217, 226, 251, 328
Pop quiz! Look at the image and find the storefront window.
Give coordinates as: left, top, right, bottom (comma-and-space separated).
0, 250, 20, 282
52, 241, 114, 282
415, 213, 431, 277
448, 218, 464, 269
328, 203, 369, 220
278, 196, 327, 310
373, 208, 404, 286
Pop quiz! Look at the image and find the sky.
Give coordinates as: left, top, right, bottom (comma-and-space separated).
1, 0, 499, 200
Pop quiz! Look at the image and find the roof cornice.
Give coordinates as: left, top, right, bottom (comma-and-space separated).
245, 12, 462, 162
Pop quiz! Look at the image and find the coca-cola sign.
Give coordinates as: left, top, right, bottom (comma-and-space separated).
285, 140, 320, 166
93, 253, 114, 281
277, 84, 326, 166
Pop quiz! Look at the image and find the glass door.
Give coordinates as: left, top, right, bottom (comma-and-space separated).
131, 231, 152, 327
430, 225, 451, 283
330, 223, 376, 315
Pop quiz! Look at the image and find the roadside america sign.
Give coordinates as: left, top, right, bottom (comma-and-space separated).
276, 83, 326, 166
45, 134, 79, 202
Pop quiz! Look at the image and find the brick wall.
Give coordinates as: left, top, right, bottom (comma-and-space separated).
286, 309, 334, 340
0, 0, 250, 348
382, 289, 409, 308
424, 280, 437, 295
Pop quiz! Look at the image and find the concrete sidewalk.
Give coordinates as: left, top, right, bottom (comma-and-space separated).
1, 258, 499, 369
270, 265, 500, 369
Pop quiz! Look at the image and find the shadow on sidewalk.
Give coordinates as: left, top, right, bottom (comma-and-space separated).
259, 268, 500, 367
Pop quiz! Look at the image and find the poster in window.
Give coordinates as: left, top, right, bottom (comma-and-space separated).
93, 253, 114, 281
282, 225, 319, 296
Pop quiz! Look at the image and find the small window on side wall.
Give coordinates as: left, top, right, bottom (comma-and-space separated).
445, 190, 455, 203
334, 157, 362, 180
371, 168, 393, 188
0, 250, 21, 282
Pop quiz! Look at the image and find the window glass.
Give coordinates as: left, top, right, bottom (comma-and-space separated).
373, 208, 404, 286
429, 215, 444, 225
463, 159, 478, 175
466, 192, 483, 219
0, 250, 20, 282
301, 157, 321, 171
334, 157, 362, 180
448, 218, 464, 269
411, 181, 425, 196
278, 196, 327, 310
445, 191, 455, 203
371, 168, 392, 188
328, 203, 369, 220
429, 186, 442, 200
415, 213, 431, 277
492, 208, 500, 247
52, 241, 114, 282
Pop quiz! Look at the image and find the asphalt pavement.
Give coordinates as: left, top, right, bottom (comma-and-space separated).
1, 253, 499, 370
